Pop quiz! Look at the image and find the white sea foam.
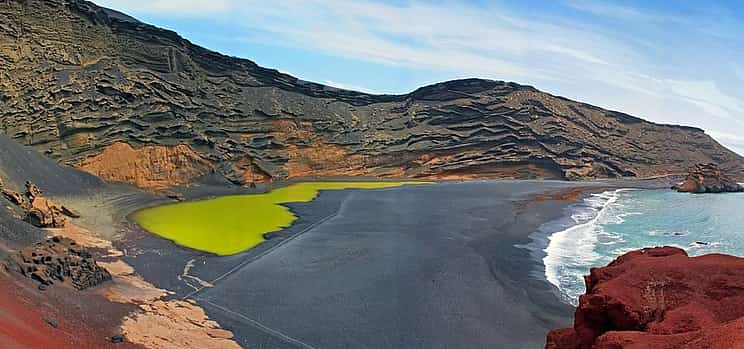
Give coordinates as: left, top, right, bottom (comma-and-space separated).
542, 189, 634, 304
648, 230, 689, 237
688, 241, 724, 250
535, 187, 744, 305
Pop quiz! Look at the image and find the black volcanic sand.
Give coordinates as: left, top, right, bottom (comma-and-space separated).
0, 137, 669, 348
119, 180, 658, 349
0, 134, 161, 241
0, 135, 104, 196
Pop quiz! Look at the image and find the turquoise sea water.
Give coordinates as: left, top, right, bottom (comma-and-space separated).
537, 189, 744, 305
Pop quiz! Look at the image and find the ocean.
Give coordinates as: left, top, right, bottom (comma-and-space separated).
531, 188, 744, 305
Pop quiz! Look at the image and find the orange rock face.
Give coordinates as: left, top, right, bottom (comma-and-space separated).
546, 247, 744, 349
77, 142, 213, 190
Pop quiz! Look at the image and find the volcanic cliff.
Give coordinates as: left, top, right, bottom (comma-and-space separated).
547, 247, 744, 349
2, 0, 743, 189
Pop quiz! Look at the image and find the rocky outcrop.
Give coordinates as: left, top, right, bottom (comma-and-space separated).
0, 181, 79, 228
6, 236, 112, 290
546, 247, 744, 349
1, 0, 743, 189
673, 163, 744, 193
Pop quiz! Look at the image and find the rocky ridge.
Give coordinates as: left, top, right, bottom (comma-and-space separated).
1, 0, 743, 189
547, 247, 744, 349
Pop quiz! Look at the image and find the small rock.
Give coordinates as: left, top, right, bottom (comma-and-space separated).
60, 205, 81, 218
38, 284, 47, 291
45, 318, 58, 328
111, 335, 124, 343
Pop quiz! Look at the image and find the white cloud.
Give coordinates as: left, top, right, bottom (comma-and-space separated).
666, 80, 744, 123
97, 0, 633, 82
564, 0, 686, 23
707, 130, 744, 156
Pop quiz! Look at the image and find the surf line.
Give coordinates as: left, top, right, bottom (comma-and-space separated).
542, 188, 636, 304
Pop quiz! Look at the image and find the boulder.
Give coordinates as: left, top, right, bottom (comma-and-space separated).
59, 205, 81, 218
2, 189, 25, 206
546, 247, 744, 349
25, 180, 42, 201
672, 163, 744, 193
25, 197, 68, 228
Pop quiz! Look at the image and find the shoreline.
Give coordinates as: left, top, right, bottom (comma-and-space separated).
112, 178, 674, 349
518, 187, 635, 305
521, 180, 674, 306
2, 173, 674, 349
115, 180, 629, 348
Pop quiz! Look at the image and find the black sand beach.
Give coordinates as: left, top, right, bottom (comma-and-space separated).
0, 137, 665, 348
120, 180, 629, 349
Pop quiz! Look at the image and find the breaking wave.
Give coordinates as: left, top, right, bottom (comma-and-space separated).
541, 189, 634, 305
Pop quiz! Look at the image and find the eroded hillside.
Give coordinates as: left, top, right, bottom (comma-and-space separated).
1, 0, 742, 188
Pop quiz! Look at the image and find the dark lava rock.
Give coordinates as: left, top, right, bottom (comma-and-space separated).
1, 189, 25, 206
111, 335, 124, 343
6, 236, 112, 290
546, 247, 744, 349
45, 318, 58, 328
165, 192, 185, 201
0, 0, 742, 187
672, 163, 744, 193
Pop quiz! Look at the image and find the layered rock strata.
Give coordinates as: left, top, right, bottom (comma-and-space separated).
1, 0, 743, 189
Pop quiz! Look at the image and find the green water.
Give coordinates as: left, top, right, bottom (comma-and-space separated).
132, 182, 428, 255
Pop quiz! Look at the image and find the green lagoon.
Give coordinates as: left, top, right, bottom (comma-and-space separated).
132, 182, 428, 255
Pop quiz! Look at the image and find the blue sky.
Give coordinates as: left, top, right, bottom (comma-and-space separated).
97, 0, 744, 155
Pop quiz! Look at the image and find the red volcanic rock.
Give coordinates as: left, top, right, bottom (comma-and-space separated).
0, 269, 141, 349
673, 163, 744, 193
546, 247, 744, 349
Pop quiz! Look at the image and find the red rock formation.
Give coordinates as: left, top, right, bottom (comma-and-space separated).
546, 247, 744, 349
673, 163, 744, 193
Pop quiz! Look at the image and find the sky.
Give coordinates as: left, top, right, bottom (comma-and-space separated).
96, 0, 744, 155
